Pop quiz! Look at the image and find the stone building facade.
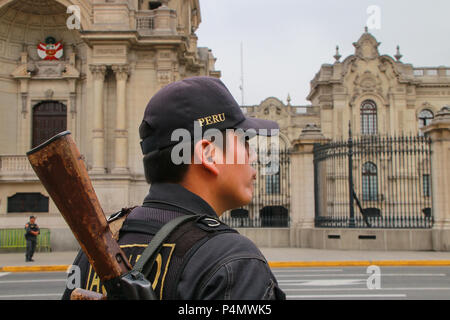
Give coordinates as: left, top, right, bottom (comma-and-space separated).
0, 0, 220, 249
243, 30, 450, 142
238, 30, 450, 250
0, 0, 449, 250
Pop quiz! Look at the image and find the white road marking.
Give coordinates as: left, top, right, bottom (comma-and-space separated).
376, 273, 447, 277
0, 293, 62, 299
0, 273, 11, 278
279, 279, 366, 286
277, 273, 446, 280
272, 269, 344, 273
0, 279, 66, 284
287, 294, 407, 299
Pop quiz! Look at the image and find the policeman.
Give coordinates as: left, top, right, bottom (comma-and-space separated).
62, 76, 286, 300
25, 216, 40, 262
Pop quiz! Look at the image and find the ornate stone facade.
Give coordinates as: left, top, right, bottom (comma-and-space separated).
0, 1, 449, 250
243, 30, 450, 143
0, 0, 220, 248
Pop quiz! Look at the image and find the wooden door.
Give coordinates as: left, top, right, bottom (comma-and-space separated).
32, 101, 67, 148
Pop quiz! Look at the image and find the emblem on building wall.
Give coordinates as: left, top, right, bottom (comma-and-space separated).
37, 37, 63, 61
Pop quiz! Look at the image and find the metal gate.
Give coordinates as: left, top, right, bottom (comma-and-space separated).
314, 133, 433, 228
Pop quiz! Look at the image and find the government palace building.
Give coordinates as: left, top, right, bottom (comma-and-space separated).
0, 0, 449, 251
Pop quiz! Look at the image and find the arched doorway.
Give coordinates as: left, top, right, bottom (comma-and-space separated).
32, 101, 67, 147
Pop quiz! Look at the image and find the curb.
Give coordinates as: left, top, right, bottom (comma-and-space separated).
0, 265, 70, 273
2, 260, 450, 272
268, 260, 450, 268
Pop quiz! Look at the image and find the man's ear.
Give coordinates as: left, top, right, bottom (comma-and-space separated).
193, 139, 220, 176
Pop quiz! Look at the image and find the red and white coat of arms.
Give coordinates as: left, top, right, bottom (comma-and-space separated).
37, 37, 64, 61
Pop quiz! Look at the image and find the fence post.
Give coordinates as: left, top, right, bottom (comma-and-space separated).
290, 124, 327, 247
424, 106, 450, 251
348, 123, 356, 228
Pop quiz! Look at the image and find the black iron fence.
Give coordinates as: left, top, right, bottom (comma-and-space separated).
314, 133, 433, 228
221, 146, 290, 228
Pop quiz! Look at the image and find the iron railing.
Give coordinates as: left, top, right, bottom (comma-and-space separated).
0, 228, 51, 252
314, 133, 433, 228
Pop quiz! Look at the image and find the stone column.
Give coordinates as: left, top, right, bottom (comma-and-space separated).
424, 106, 450, 251
112, 64, 130, 174
290, 124, 328, 247
66, 78, 78, 138
89, 65, 107, 174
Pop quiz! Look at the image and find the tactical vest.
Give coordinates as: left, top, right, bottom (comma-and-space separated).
24, 223, 39, 240
107, 205, 238, 300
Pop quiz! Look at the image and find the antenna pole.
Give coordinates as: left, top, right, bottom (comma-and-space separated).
240, 41, 244, 106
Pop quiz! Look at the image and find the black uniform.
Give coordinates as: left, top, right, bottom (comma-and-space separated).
25, 221, 40, 261
62, 183, 285, 300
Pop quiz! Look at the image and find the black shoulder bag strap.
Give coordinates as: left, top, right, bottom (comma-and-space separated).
107, 213, 201, 300
132, 214, 201, 279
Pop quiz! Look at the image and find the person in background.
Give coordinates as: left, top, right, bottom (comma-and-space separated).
25, 216, 40, 262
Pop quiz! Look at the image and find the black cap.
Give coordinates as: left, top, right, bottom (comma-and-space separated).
139, 76, 279, 155
30, 216, 35, 219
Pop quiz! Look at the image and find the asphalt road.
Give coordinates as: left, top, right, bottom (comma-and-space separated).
273, 266, 450, 300
0, 271, 66, 300
1, 266, 450, 300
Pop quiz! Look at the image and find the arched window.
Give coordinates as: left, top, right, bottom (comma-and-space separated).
362, 162, 378, 201
418, 109, 434, 136
32, 101, 67, 148
361, 100, 377, 135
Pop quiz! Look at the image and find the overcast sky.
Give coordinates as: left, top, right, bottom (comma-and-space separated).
196, 0, 450, 106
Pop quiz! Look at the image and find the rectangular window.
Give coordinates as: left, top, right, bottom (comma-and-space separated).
7, 193, 49, 213
362, 162, 378, 201
266, 173, 280, 195
362, 176, 378, 201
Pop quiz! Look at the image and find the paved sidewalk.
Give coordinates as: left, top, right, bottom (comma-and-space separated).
0, 251, 78, 272
1, 248, 450, 272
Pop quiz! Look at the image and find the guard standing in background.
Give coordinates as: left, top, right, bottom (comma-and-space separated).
25, 216, 40, 262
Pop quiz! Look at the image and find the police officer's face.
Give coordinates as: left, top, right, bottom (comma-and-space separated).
30, 218, 36, 224
215, 131, 257, 208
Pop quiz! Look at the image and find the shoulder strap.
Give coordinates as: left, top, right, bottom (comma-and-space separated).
133, 214, 200, 278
